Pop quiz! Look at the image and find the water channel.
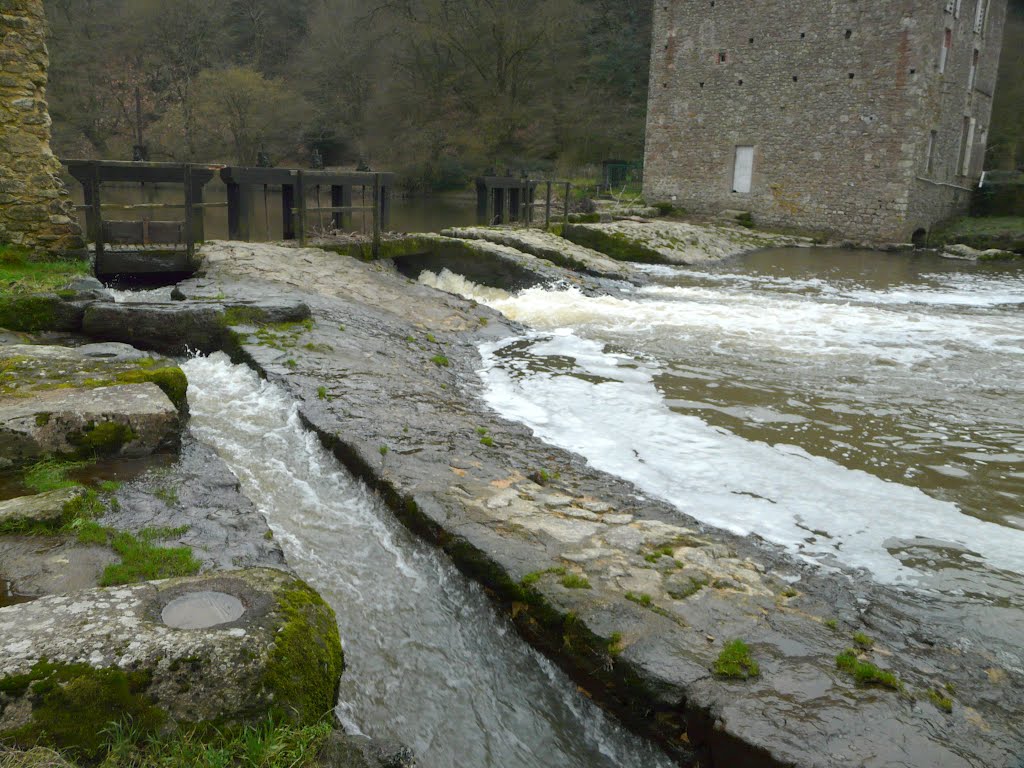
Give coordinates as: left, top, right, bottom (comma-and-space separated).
421, 248, 1024, 655
182, 355, 674, 768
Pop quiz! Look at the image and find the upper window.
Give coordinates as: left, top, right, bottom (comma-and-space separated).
939, 28, 953, 74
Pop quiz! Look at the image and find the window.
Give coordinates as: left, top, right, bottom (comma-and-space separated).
926, 130, 938, 174
958, 117, 976, 176
974, 0, 988, 34
939, 28, 952, 74
733, 146, 754, 194
969, 48, 980, 90
718, 50, 728, 63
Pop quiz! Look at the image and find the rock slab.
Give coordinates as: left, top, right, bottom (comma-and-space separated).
0, 568, 344, 758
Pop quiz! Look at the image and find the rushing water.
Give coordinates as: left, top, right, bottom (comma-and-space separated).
182, 355, 673, 768
420, 248, 1024, 649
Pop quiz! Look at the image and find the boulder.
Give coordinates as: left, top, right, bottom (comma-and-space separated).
0, 487, 87, 531
82, 300, 312, 356
0, 568, 344, 760
0, 383, 180, 469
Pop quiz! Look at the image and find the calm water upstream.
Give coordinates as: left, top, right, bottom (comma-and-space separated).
182, 355, 673, 768
67, 181, 476, 238
421, 248, 1024, 652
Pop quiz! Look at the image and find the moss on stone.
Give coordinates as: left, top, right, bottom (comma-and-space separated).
69, 421, 137, 457
114, 367, 189, 413
0, 659, 165, 761
261, 581, 345, 726
560, 225, 670, 264
0, 294, 64, 332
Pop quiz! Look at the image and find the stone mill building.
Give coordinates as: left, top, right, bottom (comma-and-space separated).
643, 0, 1010, 243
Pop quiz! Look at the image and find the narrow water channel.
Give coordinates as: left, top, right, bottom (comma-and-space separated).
181, 355, 673, 768
420, 248, 1024, 654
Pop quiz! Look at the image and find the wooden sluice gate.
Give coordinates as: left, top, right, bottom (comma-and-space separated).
65, 160, 220, 279
63, 161, 396, 279
219, 167, 394, 251
476, 176, 573, 229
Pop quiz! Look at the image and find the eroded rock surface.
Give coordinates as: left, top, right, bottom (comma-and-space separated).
116, 240, 1023, 767
0, 487, 85, 529
562, 220, 813, 264
0, 568, 344, 757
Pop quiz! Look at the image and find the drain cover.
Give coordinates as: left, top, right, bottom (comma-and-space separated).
161, 591, 245, 629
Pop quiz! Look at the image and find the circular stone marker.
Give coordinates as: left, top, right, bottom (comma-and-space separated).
161, 591, 245, 630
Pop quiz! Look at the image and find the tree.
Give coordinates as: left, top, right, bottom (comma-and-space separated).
192, 67, 312, 164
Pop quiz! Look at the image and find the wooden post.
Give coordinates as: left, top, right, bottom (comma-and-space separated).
372, 173, 382, 258
380, 182, 392, 230
502, 186, 510, 226
545, 181, 553, 230
282, 180, 296, 240
189, 171, 206, 243
183, 164, 195, 259
295, 171, 307, 246
88, 162, 104, 267
487, 186, 495, 225
226, 182, 253, 241
331, 185, 351, 230
564, 182, 571, 225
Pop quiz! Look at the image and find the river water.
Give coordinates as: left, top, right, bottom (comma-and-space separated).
182, 355, 673, 768
421, 247, 1024, 653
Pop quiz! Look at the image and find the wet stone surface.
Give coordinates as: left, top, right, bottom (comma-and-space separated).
157, 240, 1024, 767
161, 590, 246, 629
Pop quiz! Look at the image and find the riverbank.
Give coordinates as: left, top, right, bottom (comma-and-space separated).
2, 226, 1022, 767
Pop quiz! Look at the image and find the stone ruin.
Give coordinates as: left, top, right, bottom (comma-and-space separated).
0, 0, 83, 255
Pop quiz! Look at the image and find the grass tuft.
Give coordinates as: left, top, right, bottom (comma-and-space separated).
835, 648, 902, 690
713, 639, 760, 679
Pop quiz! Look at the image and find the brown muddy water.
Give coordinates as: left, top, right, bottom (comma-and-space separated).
423, 248, 1024, 653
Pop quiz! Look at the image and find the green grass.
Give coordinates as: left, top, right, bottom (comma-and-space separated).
928, 688, 954, 713
0, 247, 89, 295
23, 459, 90, 493
607, 632, 624, 657
479, 436, 494, 447
99, 527, 199, 586
521, 566, 566, 586
152, 486, 178, 507
852, 632, 874, 650
835, 649, 902, 690
625, 591, 653, 607
316, 386, 328, 400
824, 618, 838, 630
713, 639, 760, 680
379, 445, 389, 458
644, 545, 676, 563
928, 216, 1024, 252
561, 573, 592, 590
430, 355, 450, 367
0, 718, 333, 768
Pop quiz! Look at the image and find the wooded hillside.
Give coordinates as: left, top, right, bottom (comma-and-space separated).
43, 0, 1022, 190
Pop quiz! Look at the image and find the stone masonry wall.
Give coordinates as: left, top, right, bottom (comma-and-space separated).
643, 0, 1009, 243
0, 0, 83, 255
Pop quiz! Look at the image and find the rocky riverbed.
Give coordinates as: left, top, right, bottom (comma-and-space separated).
1, 223, 1022, 767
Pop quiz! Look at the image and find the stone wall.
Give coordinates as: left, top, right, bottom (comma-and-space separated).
643, 0, 1009, 243
0, 0, 83, 255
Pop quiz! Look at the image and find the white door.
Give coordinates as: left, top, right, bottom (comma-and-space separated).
733, 146, 754, 194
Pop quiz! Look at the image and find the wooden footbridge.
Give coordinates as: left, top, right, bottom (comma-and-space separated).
64, 160, 394, 279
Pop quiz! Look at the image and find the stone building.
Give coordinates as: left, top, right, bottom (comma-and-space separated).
0, 0, 83, 255
643, 0, 1009, 243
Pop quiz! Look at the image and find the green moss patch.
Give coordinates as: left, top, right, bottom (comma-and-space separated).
99, 528, 200, 586
114, 367, 188, 413
560, 573, 592, 590
713, 639, 760, 679
560, 225, 671, 264
0, 659, 164, 761
261, 581, 345, 726
835, 649, 902, 690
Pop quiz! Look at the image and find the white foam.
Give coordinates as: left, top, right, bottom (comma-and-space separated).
477, 333, 1024, 586
421, 268, 1024, 365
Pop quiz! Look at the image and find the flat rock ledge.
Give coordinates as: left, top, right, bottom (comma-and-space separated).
0, 487, 86, 530
0, 383, 180, 470
562, 220, 813, 264
82, 299, 311, 357
0, 568, 344, 759
176, 242, 1023, 768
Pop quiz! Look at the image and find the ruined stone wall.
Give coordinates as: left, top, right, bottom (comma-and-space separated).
643, 0, 1009, 242
0, 0, 83, 255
